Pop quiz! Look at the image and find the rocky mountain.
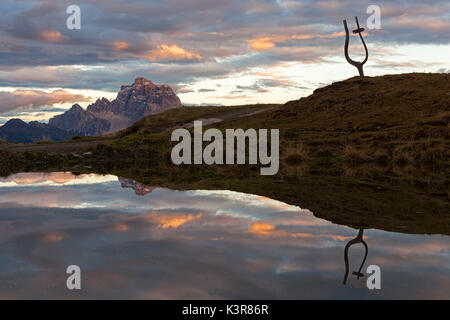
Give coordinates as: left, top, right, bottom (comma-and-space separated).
48, 104, 111, 136
101, 77, 182, 121
49, 77, 182, 136
0, 119, 71, 143
85, 97, 111, 113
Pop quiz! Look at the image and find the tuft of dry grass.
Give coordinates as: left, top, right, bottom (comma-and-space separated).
283, 162, 309, 178
283, 142, 309, 165
418, 145, 446, 166
344, 145, 368, 166
373, 150, 390, 167
394, 151, 412, 167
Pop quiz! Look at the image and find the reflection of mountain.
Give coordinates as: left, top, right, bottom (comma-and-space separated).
118, 177, 156, 196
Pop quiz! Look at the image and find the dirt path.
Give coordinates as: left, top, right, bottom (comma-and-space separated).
0, 140, 112, 153
183, 105, 276, 128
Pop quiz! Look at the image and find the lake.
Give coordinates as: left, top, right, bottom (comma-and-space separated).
0, 172, 448, 299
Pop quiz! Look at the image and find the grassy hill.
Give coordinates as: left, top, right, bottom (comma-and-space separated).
217, 73, 449, 167
1, 73, 448, 234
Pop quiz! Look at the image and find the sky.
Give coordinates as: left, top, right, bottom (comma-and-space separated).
0, 172, 449, 298
0, 0, 449, 124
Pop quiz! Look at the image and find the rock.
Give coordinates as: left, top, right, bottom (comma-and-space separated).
110, 77, 182, 122
85, 98, 112, 113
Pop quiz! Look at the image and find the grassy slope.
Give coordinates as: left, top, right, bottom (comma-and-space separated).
1, 73, 448, 234
217, 73, 449, 163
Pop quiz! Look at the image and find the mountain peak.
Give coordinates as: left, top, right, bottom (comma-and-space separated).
48, 77, 182, 136
86, 98, 112, 113
49, 103, 111, 136
134, 77, 155, 87
3, 118, 27, 128
112, 77, 182, 122
70, 104, 84, 112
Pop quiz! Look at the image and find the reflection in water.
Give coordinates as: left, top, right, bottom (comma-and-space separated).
0, 172, 448, 299
343, 229, 368, 285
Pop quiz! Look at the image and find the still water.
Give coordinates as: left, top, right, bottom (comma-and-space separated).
0, 172, 448, 299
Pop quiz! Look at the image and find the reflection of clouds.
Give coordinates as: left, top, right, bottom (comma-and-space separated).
143, 212, 203, 229
42, 231, 65, 243
248, 221, 353, 242
0, 173, 448, 299
2, 190, 78, 208
193, 190, 302, 212
0, 172, 117, 187
113, 223, 130, 233
249, 221, 275, 235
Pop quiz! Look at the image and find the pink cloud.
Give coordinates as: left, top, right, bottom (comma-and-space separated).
0, 90, 91, 113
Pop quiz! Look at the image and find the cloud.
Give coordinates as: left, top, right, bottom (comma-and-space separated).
111, 41, 130, 51
316, 1, 344, 11
392, 16, 450, 32
144, 44, 202, 62
248, 31, 345, 52
39, 30, 67, 43
198, 88, 216, 93
0, 90, 91, 114
248, 37, 276, 51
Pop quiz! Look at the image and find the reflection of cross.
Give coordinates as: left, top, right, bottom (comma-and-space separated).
343, 16, 369, 76
343, 229, 368, 285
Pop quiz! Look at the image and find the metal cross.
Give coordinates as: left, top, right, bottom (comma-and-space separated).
343, 16, 369, 76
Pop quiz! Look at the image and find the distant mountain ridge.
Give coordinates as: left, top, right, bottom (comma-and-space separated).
0, 118, 71, 143
48, 104, 111, 136
49, 77, 182, 136
0, 77, 182, 143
